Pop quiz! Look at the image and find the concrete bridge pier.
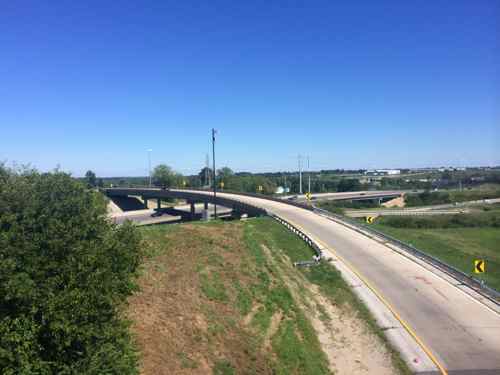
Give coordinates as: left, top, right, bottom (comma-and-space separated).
190, 201, 196, 220
202, 201, 210, 221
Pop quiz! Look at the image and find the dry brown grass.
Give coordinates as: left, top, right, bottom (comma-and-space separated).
127, 223, 272, 375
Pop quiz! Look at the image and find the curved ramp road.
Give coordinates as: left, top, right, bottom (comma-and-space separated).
179, 190, 500, 375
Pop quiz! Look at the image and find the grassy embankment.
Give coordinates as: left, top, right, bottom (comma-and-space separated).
371, 206, 500, 290
405, 188, 500, 207
128, 218, 410, 375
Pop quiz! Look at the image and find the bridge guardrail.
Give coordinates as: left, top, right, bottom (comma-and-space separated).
270, 215, 329, 268
313, 206, 500, 306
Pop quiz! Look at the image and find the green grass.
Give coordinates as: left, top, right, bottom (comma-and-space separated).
213, 360, 235, 375
246, 218, 411, 375
200, 271, 229, 302
242, 220, 331, 375
372, 224, 500, 290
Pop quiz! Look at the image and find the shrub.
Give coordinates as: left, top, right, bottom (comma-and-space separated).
0, 167, 141, 374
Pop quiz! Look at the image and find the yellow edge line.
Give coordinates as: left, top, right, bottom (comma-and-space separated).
282, 216, 448, 375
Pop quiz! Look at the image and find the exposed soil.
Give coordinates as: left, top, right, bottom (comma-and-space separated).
261, 244, 397, 375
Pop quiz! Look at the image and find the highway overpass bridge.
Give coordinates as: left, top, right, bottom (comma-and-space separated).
105, 187, 266, 220
104, 187, 500, 375
283, 190, 405, 203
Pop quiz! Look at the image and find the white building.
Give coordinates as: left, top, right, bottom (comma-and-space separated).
365, 169, 401, 176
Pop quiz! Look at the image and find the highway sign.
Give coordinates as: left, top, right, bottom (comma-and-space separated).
305, 192, 312, 200
365, 216, 375, 224
474, 260, 485, 273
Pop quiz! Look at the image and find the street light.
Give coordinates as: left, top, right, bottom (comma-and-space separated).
307, 156, 311, 194
212, 129, 217, 219
147, 149, 152, 187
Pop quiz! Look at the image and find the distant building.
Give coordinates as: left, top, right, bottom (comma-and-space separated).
364, 169, 401, 176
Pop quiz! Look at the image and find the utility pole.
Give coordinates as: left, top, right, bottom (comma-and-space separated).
212, 129, 217, 219
307, 156, 311, 194
205, 153, 210, 188
147, 149, 152, 187
298, 154, 303, 194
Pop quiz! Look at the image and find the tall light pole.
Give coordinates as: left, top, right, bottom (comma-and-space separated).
212, 129, 217, 219
307, 156, 311, 194
298, 154, 303, 194
147, 149, 152, 187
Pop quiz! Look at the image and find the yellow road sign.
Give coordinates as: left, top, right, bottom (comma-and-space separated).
305, 192, 312, 201
474, 259, 485, 273
366, 216, 375, 224
182, 180, 187, 186
220, 181, 224, 189
258, 185, 263, 191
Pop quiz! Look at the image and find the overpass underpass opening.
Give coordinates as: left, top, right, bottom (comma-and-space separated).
107, 192, 265, 226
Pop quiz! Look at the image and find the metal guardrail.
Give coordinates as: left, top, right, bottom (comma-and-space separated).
270, 215, 325, 267
313, 206, 500, 306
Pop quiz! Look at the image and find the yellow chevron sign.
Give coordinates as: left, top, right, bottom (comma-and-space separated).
474, 260, 485, 273
305, 192, 312, 201
366, 216, 375, 224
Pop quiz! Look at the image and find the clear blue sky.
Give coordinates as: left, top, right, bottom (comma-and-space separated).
1, 0, 498, 176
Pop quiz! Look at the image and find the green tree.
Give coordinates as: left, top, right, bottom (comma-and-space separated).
337, 178, 361, 192
152, 164, 179, 188
217, 167, 234, 178
85, 170, 97, 188
198, 167, 213, 186
0, 167, 141, 374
